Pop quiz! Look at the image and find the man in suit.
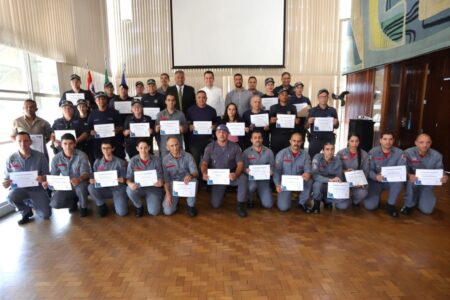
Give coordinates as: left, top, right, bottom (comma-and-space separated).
167, 70, 196, 115
167, 70, 196, 151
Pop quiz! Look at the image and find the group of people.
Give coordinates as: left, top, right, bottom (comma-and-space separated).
4, 71, 447, 225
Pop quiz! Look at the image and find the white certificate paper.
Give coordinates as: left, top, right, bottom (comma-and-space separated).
160, 120, 180, 135
143, 107, 160, 120
226, 122, 245, 136
276, 114, 295, 128
381, 166, 406, 182
94, 170, 118, 188
172, 181, 196, 197
250, 113, 269, 127
261, 97, 278, 110
130, 123, 150, 137
94, 124, 115, 138
134, 170, 158, 187
66, 93, 85, 102
193, 121, 212, 135
281, 175, 304, 191
314, 117, 334, 132
30, 134, 44, 153
344, 170, 368, 187
249, 165, 270, 181
114, 101, 132, 114
54, 130, 76, 141
327, 182, 350, 199
293, 103, 308, 113
9, 171, 38, 188
47, 175, 72, 191
415, 169, 443, 186
207, 169, 230, 185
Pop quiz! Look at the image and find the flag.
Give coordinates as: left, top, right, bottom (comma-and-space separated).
87, 70, 95, 96
121, 65, 127, 86
104, 68, 109, 85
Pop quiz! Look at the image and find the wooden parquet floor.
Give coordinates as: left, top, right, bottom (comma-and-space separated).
1, 186, 449, 300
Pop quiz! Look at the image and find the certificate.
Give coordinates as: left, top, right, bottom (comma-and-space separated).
261, 97, 278, 110
134, 170, 158, 187
66, 93, 85, 102
226, 122, 245, 136
381, 165, 406, 182
30, 134, 44, 153
47, 175, 72, 191
293, 103, 308, 113
143, 107, 160, 120
114, 101, 132, 114
134, 97, 142, 101
344, 170, 368, 187
327, 182, 350, 199
314, 117, 334, 132
160, 120, 180, 135
281, 175, 304, 191
130, 123, 150, 137
9, 171, 38, 188
415, 169, 443, 186
250, 113, 269, 127
276, 114, 295, 128
54, 129, 76, 141
172, 181, 196, 197
207, 169, 230, 185
94, 123, 115, 138
193, 121, 212, 135
94, 170, 118, 188
248, 165, 270, 181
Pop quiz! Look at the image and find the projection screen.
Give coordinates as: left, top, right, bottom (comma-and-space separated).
170, 0, 285, 68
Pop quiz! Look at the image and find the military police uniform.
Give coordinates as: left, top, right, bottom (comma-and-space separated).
126, 154, 163, 216
201, 140, 248, 208
243, 145, 275, 208
307, 105, 338, 159
274, 147, 312, 211
88, 156, 129, 216
336, 147, 369, 205
156, 109, 188, 158
162, 150, 198, 215
365, 146, 406, 211
312, 153, 348, 209
269, 103, 297, 155
5, 149, 51, 219
49, 149, 90, 210
403, 147, 444, 214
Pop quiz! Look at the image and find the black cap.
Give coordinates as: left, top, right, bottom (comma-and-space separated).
135, 81, 144, 87
131, 98, 142, 106
265, 77, 275, 85
77, 99, 88, 106
278, 89, 289, 95
294, 81, 304, 88
147, 79, 156, 85
70, 74, 81, 81
104, 81, 114, 88
119, 83, 129, 90
95, 91, 107, 99
60, 100, 74, 108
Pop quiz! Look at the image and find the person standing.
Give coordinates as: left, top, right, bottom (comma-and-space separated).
157, 73, 170, 95
247, 76, 264, 97
166, 70, 196, 114
60, 73, 95, 109
225, 73, 252, 116
242, 95, 270, 149
200, 70, 225, 117
274, 72, 295, 95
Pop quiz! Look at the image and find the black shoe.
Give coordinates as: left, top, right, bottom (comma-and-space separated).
247, 201, 255, 209
386, 204, 399, 217
68, 203, 78, 213
18, 210, 33, 225
79, 208, 88, 217
97, 204, 108, 217
237, 203, 248, 218
187, 206, 198, 217
400, 206, 412, 215
353, 202, 360, 208
135, 206, 144, 218
311, 200, 321, 214
324, 202, 333, 209
298, 203, 311, 214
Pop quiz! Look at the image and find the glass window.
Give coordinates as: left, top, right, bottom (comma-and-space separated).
29, 54, 59, 94
0, 100, 26, 143
35, 96, 61, 126
0, 45, 28, 91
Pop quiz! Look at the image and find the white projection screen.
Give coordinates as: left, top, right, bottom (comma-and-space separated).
170, 0, 285, 68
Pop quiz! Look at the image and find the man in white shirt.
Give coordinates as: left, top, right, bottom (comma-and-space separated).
200, 71, 224, 118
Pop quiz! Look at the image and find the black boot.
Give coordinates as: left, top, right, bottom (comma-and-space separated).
386, 204, 399, 217
187, 205, 198, 217
18, 210, 34, 225
237, 202, 248, 218
97, 204, 108, 217
79, 208, 88, 217
311, 200, 321, 214
135, 206, 144, 218
297, 203, 311, 214
400, 206, 413, 215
